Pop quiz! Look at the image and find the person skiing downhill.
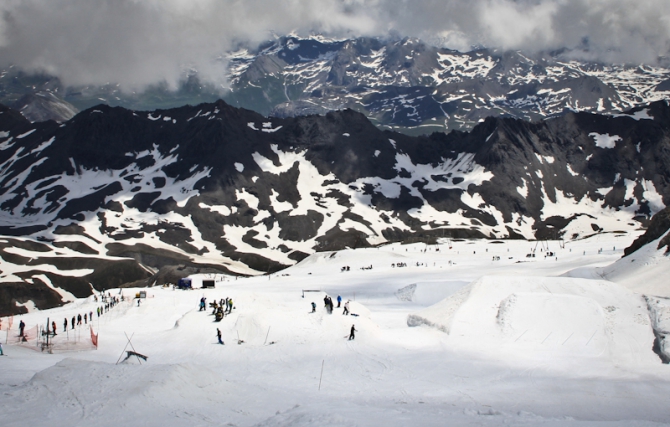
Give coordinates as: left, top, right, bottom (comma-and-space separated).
217, 328, 224, 345
349, 324, 357, 340
343, 300, 350, 315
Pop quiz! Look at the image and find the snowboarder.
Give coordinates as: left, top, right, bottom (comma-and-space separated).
217, 328, 224, 345
311, 302, 316, 313
349, 324, 357, 340
19, 320, 25, 337
337, 295, 342, 308
199, 297, 206, 311
343, 300, 350, 315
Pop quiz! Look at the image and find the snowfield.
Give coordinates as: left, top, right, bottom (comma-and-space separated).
2, 231, 670, 426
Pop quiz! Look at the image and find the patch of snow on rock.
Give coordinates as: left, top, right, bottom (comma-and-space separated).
590, 132, 621, 149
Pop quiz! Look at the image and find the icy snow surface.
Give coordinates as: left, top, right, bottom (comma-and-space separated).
1, 232, 670, 426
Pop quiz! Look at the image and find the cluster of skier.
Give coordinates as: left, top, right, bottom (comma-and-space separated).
198, 296, 235, 345
198, 296, 235, 324
311, 294, 356, 340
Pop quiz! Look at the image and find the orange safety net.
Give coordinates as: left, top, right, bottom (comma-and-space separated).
90, 326, 98, 348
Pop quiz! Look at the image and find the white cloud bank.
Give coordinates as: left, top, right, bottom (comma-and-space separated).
0, 0, 668, 91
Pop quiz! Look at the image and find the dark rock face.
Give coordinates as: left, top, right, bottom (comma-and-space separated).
625, 207, 670, 257
0, 99, 669, 315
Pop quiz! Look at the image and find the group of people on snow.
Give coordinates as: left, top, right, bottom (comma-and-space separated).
318, 294, 352, 316
201, 296, 236, 344
313, 294, 358, 340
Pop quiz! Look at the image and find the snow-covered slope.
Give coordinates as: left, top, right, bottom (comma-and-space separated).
1, 231, 670, 426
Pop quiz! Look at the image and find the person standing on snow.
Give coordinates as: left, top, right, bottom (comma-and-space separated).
311, 302, 316, 313
343, 300, 350, 315
19, 320, 25, 337
337, 295, 342, 308
217, 328, 224, 345
52, 321, 57, 335
349, 324, 357, 340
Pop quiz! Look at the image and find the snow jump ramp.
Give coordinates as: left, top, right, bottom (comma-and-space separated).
408, 276, 658, 365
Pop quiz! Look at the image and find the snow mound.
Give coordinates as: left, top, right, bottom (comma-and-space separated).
408, 276, 657, 365
396, 281, 469, 305
3, 359, 228, 426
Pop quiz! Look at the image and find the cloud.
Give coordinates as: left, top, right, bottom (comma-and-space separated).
0, 0, 668, 92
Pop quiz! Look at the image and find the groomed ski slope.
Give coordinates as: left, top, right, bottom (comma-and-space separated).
2, 231, 670, 427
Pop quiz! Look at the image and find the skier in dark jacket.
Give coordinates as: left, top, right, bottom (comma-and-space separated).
19, 320, 25, 337
349, 324, 357, 340
311, 302, 316, 313
217, 328, 224, 345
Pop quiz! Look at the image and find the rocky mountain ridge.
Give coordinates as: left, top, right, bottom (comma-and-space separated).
2, 36, 670, 133
0, 99, 669, 315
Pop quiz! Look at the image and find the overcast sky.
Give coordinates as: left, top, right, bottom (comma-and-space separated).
1, 0, 669, 91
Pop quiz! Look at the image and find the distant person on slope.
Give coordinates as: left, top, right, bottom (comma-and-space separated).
19, 320, 25, 337
349, 324, 357, 340
0, 342, 4, 356
217, 328, 224, 345
343, 301, 350, 315
337, 295, 342, 308
311, 302, 316, 313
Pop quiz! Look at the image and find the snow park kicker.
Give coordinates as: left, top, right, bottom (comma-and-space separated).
1, 231, 670, 426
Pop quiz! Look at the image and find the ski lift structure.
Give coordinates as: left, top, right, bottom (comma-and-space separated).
526, 238, 563, 258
